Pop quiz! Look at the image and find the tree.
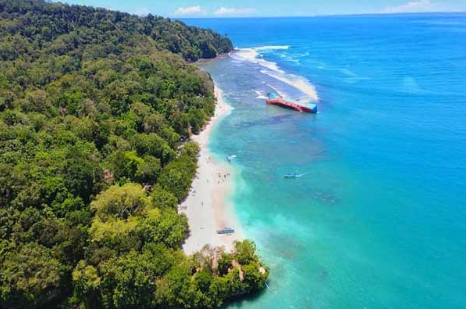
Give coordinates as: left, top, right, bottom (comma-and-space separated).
137, 208, 188, 249
181, 140, 200, 159
62, 146, 101, 203
150, 185, 178, 208
91, 183, 150, 221
135, 155, 161, 184
234, 240, 257, 265
132, 133, 175, 165
0, 243, 66, 309
158, 155, 197, 201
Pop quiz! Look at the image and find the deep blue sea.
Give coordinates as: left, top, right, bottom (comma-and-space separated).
185, 14, 466, 309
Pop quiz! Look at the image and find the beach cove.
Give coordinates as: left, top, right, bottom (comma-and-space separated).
182, 86, 244, 254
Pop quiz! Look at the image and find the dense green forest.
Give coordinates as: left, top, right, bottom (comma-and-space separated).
0, 0, 268, 308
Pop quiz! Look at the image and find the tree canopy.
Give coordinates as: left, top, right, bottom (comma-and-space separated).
0, 1, 267, 308
0, 0, 233, 62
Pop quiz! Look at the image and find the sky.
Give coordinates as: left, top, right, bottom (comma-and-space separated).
55, 0, 466, 17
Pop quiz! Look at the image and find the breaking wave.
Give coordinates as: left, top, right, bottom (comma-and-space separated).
232, 47, 285, 73
231, 45, 319, 101
254, 90, 267, 100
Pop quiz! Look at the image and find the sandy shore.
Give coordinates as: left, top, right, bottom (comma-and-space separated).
181, 86, 244, 255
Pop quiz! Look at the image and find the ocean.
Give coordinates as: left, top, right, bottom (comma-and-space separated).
185, 14, 466, 309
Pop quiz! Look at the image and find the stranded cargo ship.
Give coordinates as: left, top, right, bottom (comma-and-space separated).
266, 93, 317, 113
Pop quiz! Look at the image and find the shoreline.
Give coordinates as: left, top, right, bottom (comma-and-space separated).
181, 85, 244, 255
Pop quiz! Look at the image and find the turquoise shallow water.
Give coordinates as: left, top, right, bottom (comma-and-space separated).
189, 14, 466, 309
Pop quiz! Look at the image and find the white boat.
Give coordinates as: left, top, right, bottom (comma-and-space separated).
284, 172, 304, 179
226, 155, 237, 163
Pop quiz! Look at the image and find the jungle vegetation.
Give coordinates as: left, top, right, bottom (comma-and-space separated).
0, 0, 268, 308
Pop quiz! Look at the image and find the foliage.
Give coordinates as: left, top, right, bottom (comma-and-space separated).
150, 185, 178, 208
158, 152, 198, 201
0, 1, 267, 308
0, 0, 232, 62
91, 183, 150, 220
0, 243, 66, 309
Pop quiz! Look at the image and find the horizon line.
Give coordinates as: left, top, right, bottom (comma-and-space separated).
50, 2, 466, 19
174, 11, 466, 19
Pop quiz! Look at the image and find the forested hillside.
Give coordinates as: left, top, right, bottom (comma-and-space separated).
0, 1, 268, 308
0, 0, 233, 61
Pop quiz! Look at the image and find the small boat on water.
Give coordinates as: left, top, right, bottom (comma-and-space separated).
266, 93, 317, 113
226, 155, 237, 163
217, 228, 235, 234
284, 172, 304, 179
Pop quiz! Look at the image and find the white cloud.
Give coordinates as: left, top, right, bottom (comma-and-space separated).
133, 7, 150, 16
173, 6, 206, 16
383, 0, 436, 13
383, 0, 466, 13
214, 7, 255, 17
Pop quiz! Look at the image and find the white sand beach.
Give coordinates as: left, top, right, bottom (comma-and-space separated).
181, 86, 244, 255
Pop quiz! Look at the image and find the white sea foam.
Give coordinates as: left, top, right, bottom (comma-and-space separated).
262, 70, 319, 101
254, 90, 267, 100
402, 76, 425, 94
232, 45, 319, 101
296, 51, 310, 58
265, 83, 288, 100
340, 68, 358, 77
279, 53, 300, 64
255, 45, 290, 51
232, 47, 285, 73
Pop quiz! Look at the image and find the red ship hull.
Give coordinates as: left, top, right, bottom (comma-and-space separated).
266, 98, 317, 113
